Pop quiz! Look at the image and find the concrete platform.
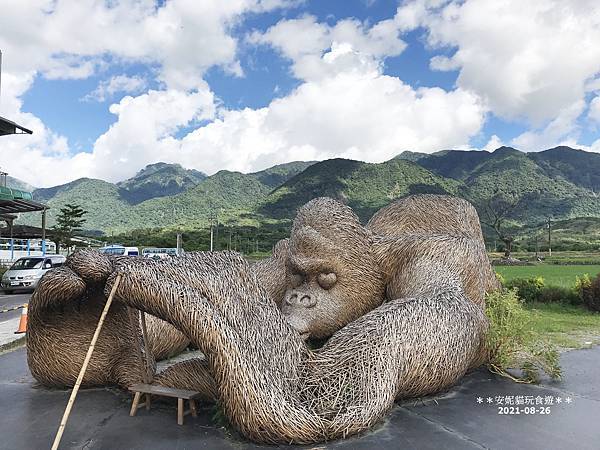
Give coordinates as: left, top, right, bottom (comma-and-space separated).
0, 345, 599, 449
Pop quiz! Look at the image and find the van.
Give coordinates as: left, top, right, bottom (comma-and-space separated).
1, 255, 66, 294
98, 245, 139, 256
142, 247, 181, 259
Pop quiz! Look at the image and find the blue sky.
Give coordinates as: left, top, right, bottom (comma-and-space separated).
19, 0, 523, 151
1, 0, 599, 186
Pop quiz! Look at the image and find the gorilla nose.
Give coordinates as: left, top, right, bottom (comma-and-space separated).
285, 292, 316, 308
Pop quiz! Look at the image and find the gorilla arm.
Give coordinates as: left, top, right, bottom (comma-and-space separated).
306, 285, 488, 437
100, 253, 328, 444
372, 232, 499, 307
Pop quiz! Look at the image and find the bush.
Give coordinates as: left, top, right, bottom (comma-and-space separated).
505, 276, 545, 303
485, 289, 561, 383
538, 286, 580, 305
495, 272, 506, 286
575, 274, 592, 292
505, 276, 579, 304
579, 273, 600, 312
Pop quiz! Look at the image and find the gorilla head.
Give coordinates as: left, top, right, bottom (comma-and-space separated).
281, 198, 386, 339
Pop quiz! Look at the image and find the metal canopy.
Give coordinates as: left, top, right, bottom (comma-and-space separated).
0, 115, 33, 136
0, 198, 46, 214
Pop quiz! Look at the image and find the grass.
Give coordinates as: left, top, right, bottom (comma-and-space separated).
489, 251, 600, 265
526, 303, 600, 349
495, 264, 600, 288
0, 336, 26, 355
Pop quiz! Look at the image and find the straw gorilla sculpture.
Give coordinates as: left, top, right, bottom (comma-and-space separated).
27, 195, 498, 444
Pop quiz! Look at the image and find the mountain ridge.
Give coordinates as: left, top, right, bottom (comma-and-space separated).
11, 146, 600, 234
18, 160, 316, 232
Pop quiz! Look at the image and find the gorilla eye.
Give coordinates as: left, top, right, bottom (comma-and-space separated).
290, 272, 304, 287
317, 272, 337, 290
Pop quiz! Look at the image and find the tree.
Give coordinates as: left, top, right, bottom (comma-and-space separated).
52, 203, 88, 253
479, 190, 519, 259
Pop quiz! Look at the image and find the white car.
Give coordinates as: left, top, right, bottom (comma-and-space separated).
1, 255, 66, 294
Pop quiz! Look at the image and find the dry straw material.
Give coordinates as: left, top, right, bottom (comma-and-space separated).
27, 194, 498, 444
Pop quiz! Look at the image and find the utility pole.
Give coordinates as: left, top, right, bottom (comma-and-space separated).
214, 211, 219, 251
209, 210, 217, 252
547, 217, 552, 257
176, 233, 182, 256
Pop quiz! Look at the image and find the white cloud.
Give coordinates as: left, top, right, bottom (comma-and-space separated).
429, 55, 460, 72
1, 42, 486, 186
510, 100, 586, 152
1, 87, 216, 186
176, 46, 486, 174
397, 0, 600, 125
4, 0, 600, 188
248, 14, 406, 82
0, 0, 297, 89
83, 75, 148, 102
482, 135, 503, 152
588, 96, 600, 124
0, 0, 294, 186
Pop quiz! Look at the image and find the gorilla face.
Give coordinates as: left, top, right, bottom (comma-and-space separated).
281, 226, 386, 340
281, 257, 342, 339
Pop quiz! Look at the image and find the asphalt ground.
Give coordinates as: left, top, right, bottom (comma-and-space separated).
0, 292, 31, 323
0, 345, 599, 450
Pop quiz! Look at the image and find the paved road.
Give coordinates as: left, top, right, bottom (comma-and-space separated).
0, 292, 31, 323
1, 344, 599, 449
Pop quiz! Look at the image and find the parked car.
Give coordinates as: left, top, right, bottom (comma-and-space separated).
1, 255, 66, 294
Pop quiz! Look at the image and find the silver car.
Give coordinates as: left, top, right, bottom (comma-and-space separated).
1, 255, 66, 294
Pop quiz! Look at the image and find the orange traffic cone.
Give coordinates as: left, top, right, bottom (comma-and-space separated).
14, 304, 28, 334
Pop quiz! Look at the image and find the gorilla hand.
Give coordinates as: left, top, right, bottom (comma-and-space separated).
65, 248, 114, 285
30, 248, 115, 315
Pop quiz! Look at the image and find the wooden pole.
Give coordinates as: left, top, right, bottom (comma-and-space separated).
139, 311, 153, 383
51, 274, 122, 450
127, 307, 150, 385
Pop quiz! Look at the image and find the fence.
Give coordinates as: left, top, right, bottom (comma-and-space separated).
0, 237, 57, 266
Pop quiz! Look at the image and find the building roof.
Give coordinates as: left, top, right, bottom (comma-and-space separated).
0, 198, 46, 214
0, 224, 51, 238
0, 115, 33, 136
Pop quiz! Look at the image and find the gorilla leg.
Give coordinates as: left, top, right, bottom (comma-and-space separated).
27, 267, 148, 388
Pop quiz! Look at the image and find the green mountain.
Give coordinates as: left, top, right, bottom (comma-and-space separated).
528, 146, 600, 193
117, 162, 206, 204
20, 160, 316, 232
14, 146, 600, 244
413, 146, 600, 223
393, 150, 429, 162
260, 158, 461, 221
515, 217, 600, 252
32, 178, 132, 233
417, 149, 492, 180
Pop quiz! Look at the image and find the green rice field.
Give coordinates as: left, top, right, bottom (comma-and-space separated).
495, 265, 600, 288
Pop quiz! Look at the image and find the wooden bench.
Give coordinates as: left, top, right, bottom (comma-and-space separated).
128, 383, 201, 425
